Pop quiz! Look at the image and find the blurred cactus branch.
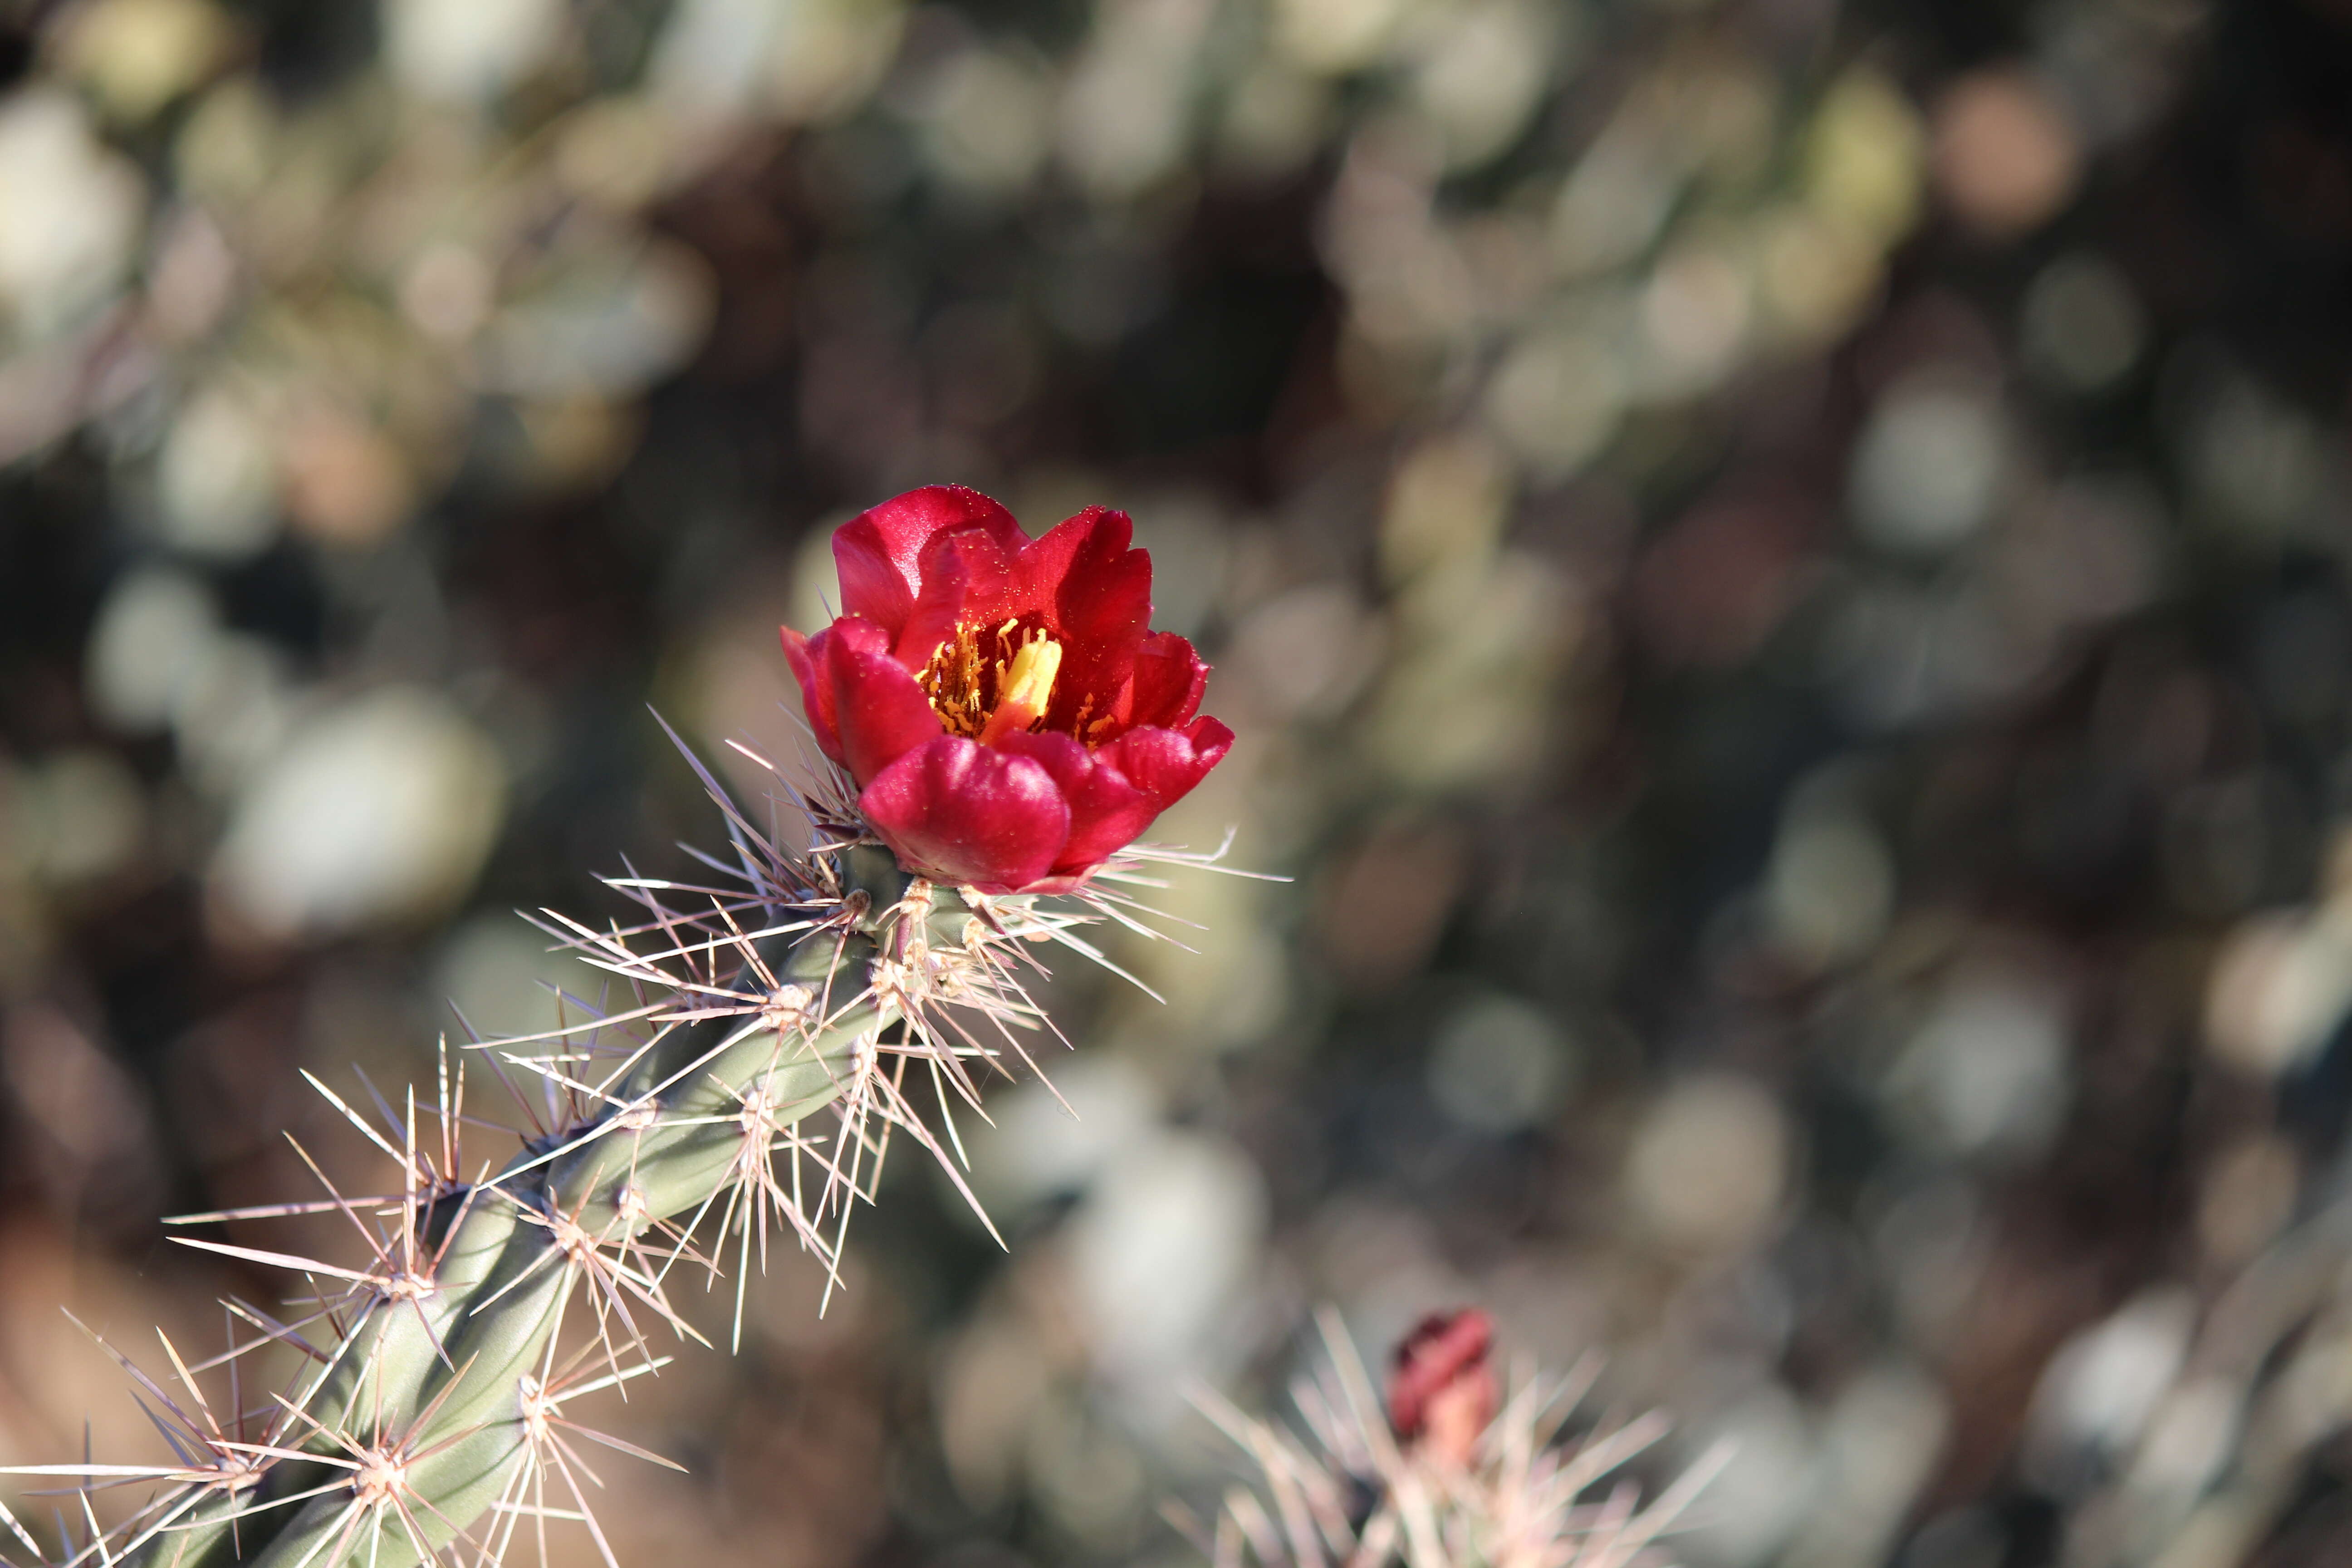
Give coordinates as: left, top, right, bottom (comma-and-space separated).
1179, 1308, 1731, 1568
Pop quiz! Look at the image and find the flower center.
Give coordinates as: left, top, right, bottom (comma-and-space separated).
919, 619, 1063, 746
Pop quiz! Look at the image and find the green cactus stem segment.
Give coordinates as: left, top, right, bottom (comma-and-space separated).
123, 891, 943, 1568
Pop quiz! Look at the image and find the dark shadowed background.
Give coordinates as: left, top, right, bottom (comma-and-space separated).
4, 0, 2352, 1564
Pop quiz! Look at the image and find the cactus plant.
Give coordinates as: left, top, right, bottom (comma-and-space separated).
0, 488, 1244, 1568
9, 715, 1251, 1568
0, 725, 1220, 1568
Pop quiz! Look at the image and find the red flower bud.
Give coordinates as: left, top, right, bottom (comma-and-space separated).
781, 485, 1233, 894
1387, 1309, 1498, 1469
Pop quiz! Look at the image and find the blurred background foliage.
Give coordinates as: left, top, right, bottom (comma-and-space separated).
6, 0, 2352, 1564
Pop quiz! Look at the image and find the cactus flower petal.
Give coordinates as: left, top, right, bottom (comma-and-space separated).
857, 734, 1072, 893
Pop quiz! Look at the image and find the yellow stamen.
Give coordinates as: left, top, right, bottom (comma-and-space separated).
978, 632, 1062, 745
916, 625, 987, 736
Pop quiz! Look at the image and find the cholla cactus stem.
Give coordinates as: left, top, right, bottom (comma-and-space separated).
1, 735, 1169, 1568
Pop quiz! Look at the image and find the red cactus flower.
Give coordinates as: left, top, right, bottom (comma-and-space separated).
780, 485, 1233, 895
1388, 1309, 1498, 1469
